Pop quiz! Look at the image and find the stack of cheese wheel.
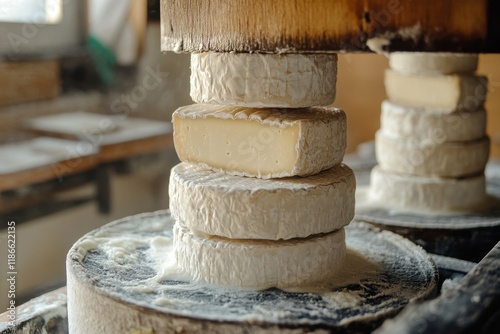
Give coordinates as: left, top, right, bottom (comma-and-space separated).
169, 52, 355, 289
369, 52, 490, 212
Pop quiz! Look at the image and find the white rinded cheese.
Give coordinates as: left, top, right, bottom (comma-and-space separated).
380, 100, 487, 142
368, 166, 487, 212
173, 104, 346, 178
376, 132, 490, 178
385, 70, 487, 112
190, 52, 337, 108
173, 222, 346, 289
169, 163, 355, 240
389, 52, 479, 75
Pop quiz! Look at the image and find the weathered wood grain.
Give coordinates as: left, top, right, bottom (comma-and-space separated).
375, 242, 500, 334
161, 0, 497, 53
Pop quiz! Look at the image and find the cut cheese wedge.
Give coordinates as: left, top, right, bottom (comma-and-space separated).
385, 70, 487, 112
389, 52, 479, 75
169, 162, 355, 240
376, 132, 490, 178
381, 100, 487, 142
368, 166, 487, 212
173, 222, 346, 289
190, 52, 337, 108
172, 104, 346, 178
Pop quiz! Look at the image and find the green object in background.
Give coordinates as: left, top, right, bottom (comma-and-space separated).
87, 35, 116, 86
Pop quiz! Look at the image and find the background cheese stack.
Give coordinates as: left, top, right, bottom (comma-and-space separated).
369, 52, 490, 212
169, 52, 355, 289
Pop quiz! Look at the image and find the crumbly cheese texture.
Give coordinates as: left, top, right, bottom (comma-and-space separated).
169, 163, 355, 240
368, 166, 487, 212
381, 100, 487, 142
173, 223, 346, 289
385, 70, 487, 112
190, 52, 337, 108
376, 132, 490, 178
173, 104, 346, 178
389, 52, 479, 75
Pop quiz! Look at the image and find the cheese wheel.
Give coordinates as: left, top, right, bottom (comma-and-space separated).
173, 223, 346, 289
368, 166, 487, 212
376, 132, 489, 178
173, 104, 346, 178
385, 70, 487, 113
389, 52, 479, 75
169, 163, 355, 240
380, 100, 487, 143
190, 52, 337, 108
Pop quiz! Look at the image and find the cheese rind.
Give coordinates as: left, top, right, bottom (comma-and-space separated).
381, 100, 487, 142
169, 162, 355, 240
385, 70, 487, 112
389, 52, 479, 75
376, 132, 490, 177
173, 104, 346, 178
190, 52, 337, 108
173, 222, 346, 289
368, 166, 487, 211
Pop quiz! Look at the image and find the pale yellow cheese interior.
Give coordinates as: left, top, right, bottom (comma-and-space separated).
385, 70, 463, 110
174, 116, 300, 176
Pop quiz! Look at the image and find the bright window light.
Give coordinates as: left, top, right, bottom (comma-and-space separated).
0, 0, 62, 24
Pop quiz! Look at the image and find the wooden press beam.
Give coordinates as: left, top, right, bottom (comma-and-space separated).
375, 242, 500, 333
161, 0, 499, 53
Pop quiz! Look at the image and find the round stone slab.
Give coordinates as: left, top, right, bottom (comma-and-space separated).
67, 211, 437, 334
356, 181, 500, 262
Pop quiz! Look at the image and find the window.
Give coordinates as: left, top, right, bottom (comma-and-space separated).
0, 0, 62, 24
0, 0, 84, 57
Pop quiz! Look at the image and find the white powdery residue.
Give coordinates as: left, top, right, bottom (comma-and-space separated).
398, 24, 422, 43
75, 233, 148, 267
72, 238, 98, 262
366, 37, 390, 57
325, 249, 381, 289
441, 276, 463, 294
282, 248, 382, 302
321, 290, 362, 308
101, 237, 146, 266
251, 305, 294, 322
123, 233, 189, 295
41, 306, 68, 324
78, 239, 99, 251
138, 234, 191, 291
154, 296, 202, 308
127, 285, 156, 294
14, 295, 67, 324
366, 23, 422, 56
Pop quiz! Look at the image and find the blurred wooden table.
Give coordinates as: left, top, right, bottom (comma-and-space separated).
0, 137, 99, 223
0, 113, 174, 223
23, 111, 173, 163
23, 111, 174, 214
